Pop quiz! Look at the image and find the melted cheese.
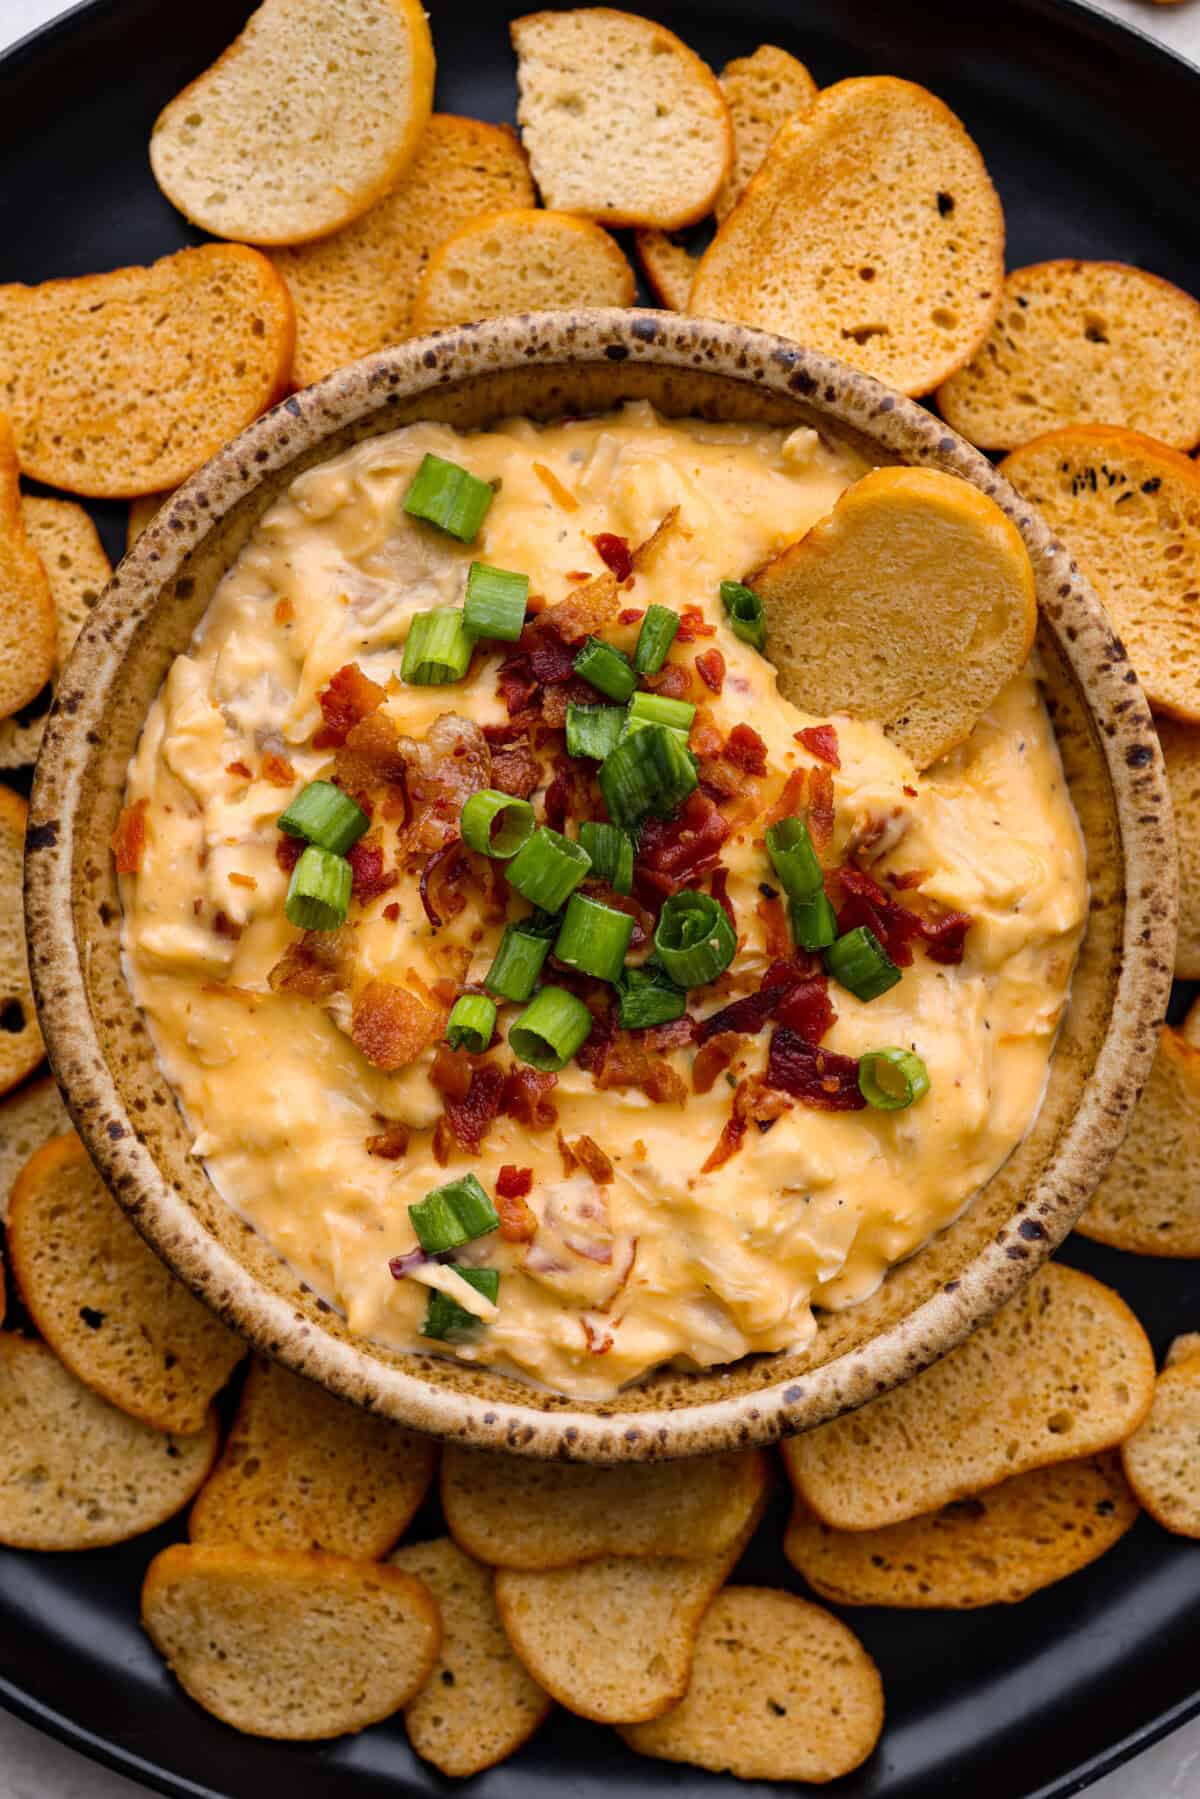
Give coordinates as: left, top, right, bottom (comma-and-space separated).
120, 404, 1088, 1399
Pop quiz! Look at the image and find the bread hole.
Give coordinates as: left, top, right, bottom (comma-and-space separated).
555, 92, 585, 115
1046, 1409, 1074, 1434
841, 324, 889, 346
932, 307, 958, 330
185, 112, 203, 128
858, 266, 876, 282
0, 999, 25, 1033
1083, 313, 1109, 344
767, 1698, 788, 1716
937, 191, 955, 215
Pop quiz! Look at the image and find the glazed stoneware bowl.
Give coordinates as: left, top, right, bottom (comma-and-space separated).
25, 310, 1176, 1461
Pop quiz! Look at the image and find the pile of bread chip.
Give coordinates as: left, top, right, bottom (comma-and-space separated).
0, 0, 1198, 1780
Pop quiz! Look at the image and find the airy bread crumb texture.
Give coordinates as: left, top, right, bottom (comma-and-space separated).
0, 1075, 67, 1224
690, 76, 1005, 396
715, 44, 818, 222
937, 261, 1200, 452
1157, 716, 1200, 979
0, 416, 55, 719
0, 245, 295, 497
1121, 1357, 1200, 1538
1001, 426, 1200, 723
412, 208, 635, 331
0, 785, 45, 1097
149, 0, 435, 245
1076, 1026, 1200, 1256
511, 8, 732, 229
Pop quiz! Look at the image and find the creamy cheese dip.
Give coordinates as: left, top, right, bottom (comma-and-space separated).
119, 403, 1088, 1399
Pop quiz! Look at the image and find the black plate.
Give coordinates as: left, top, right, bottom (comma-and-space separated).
1, 0, 1198, 1794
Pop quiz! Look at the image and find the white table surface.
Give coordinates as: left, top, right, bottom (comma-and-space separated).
1, 0, 1198, 1793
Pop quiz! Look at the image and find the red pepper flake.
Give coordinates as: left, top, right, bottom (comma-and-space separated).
592, 533, 633, 582
313, 663, 386, 749
695, 648, 725, 694
808, 764, 836, 852
766, 1027, 865, 1110
795, 724, 841, 769
723, 723, 768, 776
273, 597, 295, 627
348, 837, 399, 905
618, 607, 645, 625
442, 1062, 505, 1154
366, 1121, 409, 1160
225, 760, 253, 780
261, 752, 296, 788
110, 799, 148, 874
675, 604, 715, 643
383, 901, 401, 922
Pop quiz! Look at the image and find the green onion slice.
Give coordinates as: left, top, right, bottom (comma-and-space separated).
790, 889, 839, 951
277, 781, 369, 857
401, 607, 474, 685
633, 604, 680, 675
484, 923, 553, 1002
509, 985, 594, 1072
553, 892, 635, 983
566, 703, 625, 762
578, 820, 634, 894
421, 1266, 501, 1341
409, 1173, 500, 1254
573, 636, 637, 703
445, 993, 497, 1055
858, 1046, 930, 1110
617, 962, 687, 1029
506, 826, 592, 910
766, 816, 824, 902
824, 926, 902, 1002
623, 689, 696, 740
598, 724, 698, 829
403, 454, 495, 543
460, 788, 536, 858
285, 845, 352, 932
463, 562, 528, 640
653, 889, 737, 988
720, 579, 767, 652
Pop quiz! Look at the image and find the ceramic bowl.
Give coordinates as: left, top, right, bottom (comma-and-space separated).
25, 309, 1175, 1461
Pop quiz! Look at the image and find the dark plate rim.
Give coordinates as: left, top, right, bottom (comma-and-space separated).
0, 0, 1198, 1794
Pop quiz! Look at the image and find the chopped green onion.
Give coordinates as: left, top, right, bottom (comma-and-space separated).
460, 788, 536, 858
824, 926, 902, 1002
463, 562, 528, 640
573, 636, 637, 703
653, 889, 737, 988
766, 816, 823, 901
285, 845, 351, 932
401, 607, 474, 685
720, 579, 766, 652
409, 1173, 499, 1254
598, 724, 698, 828
858, 1046, 930, 1110
617, 962, 687, 1029
553, 892, 635, 983
790, 889, 839, 951
509, 985, 594, 1072
633, 604, 679, 675
403, 453, 494, 543
484, 924, 552, 1002
623, 689, 696, 740
277, 781, 369, 857
421, 1266, 500, 1341
566, 703, 625, 762
578, 821, 634, 894
506, 826, 592, 910
446, 993, 497, 1055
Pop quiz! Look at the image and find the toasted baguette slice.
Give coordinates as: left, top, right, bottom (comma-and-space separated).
937, 262, 1200, 452
1167, 1333, 1200, 1368
0, 246, 294, 498
442, 1445, 768, 1569
0, 1074, 67, 1221
1076, 1026, 1200, 1256
411, 209, 636, 332
1158, 718, 1200, 978
142, 1544, 440, 1740
715, 44, 818, 223
273, 116, 535, 386
691, 76, 1004, 396
0, 416, 54, 717
189, 1355, 435, 1555
634, 230, 699, 311
511, 9, 732, 230
150, 0, 434, 246
8, 1133, 245, 1432
1121, 1358, 1200, 1538
1001, 426, 1200, 722
0, 785, 45, 1096
0, 1337, 218, 1551
391, 1538, 552, 1775
126, 493, 170, 550
749, 466, 1037, 769
783, 1264, 1155, 1531
618, 1588, 884, 1783
785, 1453, 1138, 1609
1185, 999, 1200, 1049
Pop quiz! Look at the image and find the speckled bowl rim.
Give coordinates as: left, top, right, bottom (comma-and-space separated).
26, 309, 1175, 1460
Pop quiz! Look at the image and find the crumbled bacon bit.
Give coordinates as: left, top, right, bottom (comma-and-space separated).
528, 627, 579, 684
710, 866, 736, 934
430, 1043, 474, 1101
690, 710, 725, 758
500, 1065, 558, 1131
383, 901, 401, 923
350, 980, 440, 1071
496, 1179, 537, 1242
582, 880, 653, 951
642, 661, 693, 700
693, 1033, 738, 1095
695, 648, 725, 694
834, 865, 918, 967
226, 760, 253, 780
631, 508, 679, 572
765, 767, 807, 826
483, 720, 531, 748
419, 838, 468, 929
442, 1062, 505, 1153
313, 663, 386, 749
367, 1121, 409, 1160
497, 657, 539, 717
348, 836, 398, 905
766, 1028, 864, 1110
556, 1131, 578, 1176
571, 1135, 615, 1184
592, 1031, 687, 1104
723, 724, 768, 776
701, 1076, 792, 1171
675, 605, 715, 643
890, 868, 928, 893
796, 724, 841, 769
921, 910, 972, 965
432, 1115, 455, 1166
274, 597, 296, 627
496, 1164, 533, 1200
697, 956, 827, 1045
592, 533, 633, 582
268, 930, 347, 1000
261, 751, 296, 787
532, 461, 579, 510
636, 790, 731, 900
275, 833, 303, 875
228, 872, 257, 890
397, 716, 491, 855
756, 892, 791, 960
332, 711, 405, 815
775, 975, 835, 1044
618, 607, 644, 625
808, 765, 836, 852
696, 757, 741, 803
582, 1315, 615, 1355
110, 799, 148, 874
543, 571, 619, 644
490, 742, 541, 799
644, 1013, 698, 1051
212, 910, 242, 940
